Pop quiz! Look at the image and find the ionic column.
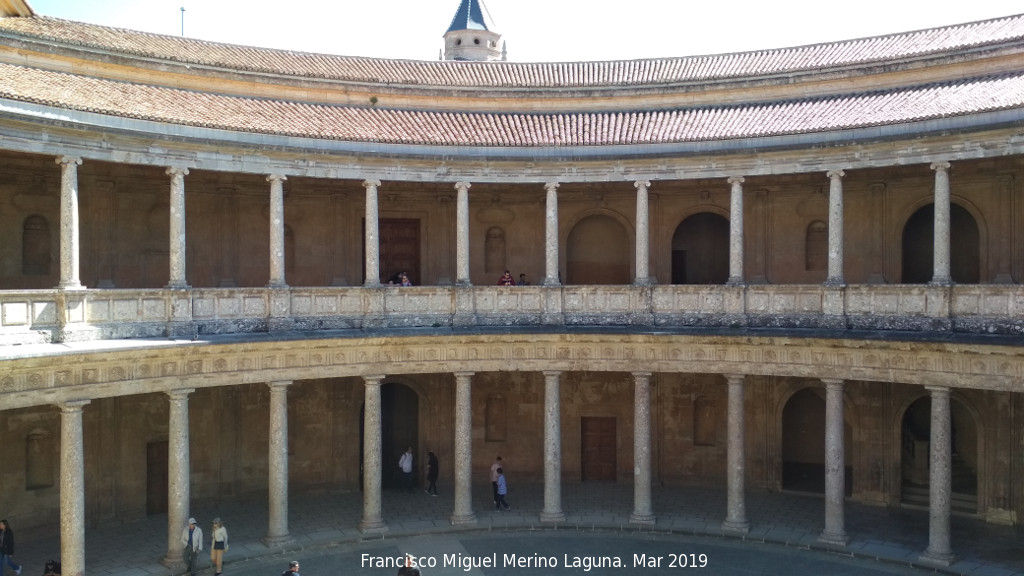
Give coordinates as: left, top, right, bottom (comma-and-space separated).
630, 372, 655, 524
634, 180, 652, 286
727, 177, 745, 285
267, 175, 288, 288
543, 182, 561, 286
359, 375, 388, 532
826, 170, 846, 286
455, 182, 472, 285
540, 370, 566, 522
819, 379, 849, 545
56, 156, 84, 290
363, 180, 382, 287
166, 167, 190, 288
920, 386, 956, 565
264, 381, 295, 546
721, 374, 749, 533
163, 389, 194, 567
930, 162, 952, 286
58, 400, 89, 576
450, 372, 477, 525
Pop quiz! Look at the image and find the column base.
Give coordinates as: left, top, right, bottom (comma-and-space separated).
629, 512, 656, 525
539, 511, 566, 523
358, 519, 389, 534
161, 552, 184, 568
449, 512, 478, 526
721, 519, 750, 534
918, 549, 956, 567
262, 533, 295, 548
818, 530, 849, 546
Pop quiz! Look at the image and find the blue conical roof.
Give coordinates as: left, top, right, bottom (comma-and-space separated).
446, 0, 490, 33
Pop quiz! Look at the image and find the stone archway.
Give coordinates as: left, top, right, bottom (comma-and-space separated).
900, 203, 980, 284
900, 396, 978, 511
360, 382, 420, 490
671, 212, 729, 285
566, 214, 630, 285
781, 388, 852, 495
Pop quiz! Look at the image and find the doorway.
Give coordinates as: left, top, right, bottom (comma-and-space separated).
364, 218, 421, 285
671, 213, 729, 284
146, 441, 169, 515
581, 416, 616, 482
360, 382, 420, 490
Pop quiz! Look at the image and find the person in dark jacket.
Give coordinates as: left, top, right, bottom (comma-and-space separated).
425, 451, 439, 496
0, 519, 22, 576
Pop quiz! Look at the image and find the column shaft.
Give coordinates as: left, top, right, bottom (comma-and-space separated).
56, 156, 83, 289
166, 167, 190, 288
819, 379, 849, 545
826, 170, 846, 286
59, 400, 90, 576
931, 162, 952, 285
634, 180, 651, 285
722, 374, 749, 533
455, 182, 472, 285
540, 371, 566, 522
630, 372, 655, 524
727, 177, 745, 285
450, 372, 477, 525
543, 182, 560, 286
359, 375, 388, 532
268, 175, 288, 287
264, 381, 295, 546
163, 389, 193, 567
363, 180, 381, 286
920, 386, 956, 565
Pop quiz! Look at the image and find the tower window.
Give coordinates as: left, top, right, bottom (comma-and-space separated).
456, 39, 462, 45
474, 38, 480, 44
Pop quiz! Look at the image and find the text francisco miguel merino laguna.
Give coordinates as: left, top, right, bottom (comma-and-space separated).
362, 552, 710, 571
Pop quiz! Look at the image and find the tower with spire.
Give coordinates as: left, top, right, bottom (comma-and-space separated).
443, 0, 504, 61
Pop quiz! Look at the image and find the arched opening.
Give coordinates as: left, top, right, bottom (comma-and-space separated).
360, 382, 420, 491
22, 214, 51, 275
900, 396, 978, 512
900, 204, 980, 283
782, 388, 852, 495
671, 213, 729, 284
566, 214, 629, 285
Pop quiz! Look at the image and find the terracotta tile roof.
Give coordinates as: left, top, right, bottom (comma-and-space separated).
0, 14, 1023, 87
1, 61, 1021, 146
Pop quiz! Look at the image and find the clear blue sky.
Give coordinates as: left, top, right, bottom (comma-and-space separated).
24, 0, 1024, 62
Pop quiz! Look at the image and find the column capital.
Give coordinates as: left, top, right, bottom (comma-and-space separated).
166, 388, 195, 400
924, 384, 951, 396
544, 181, 560, 193
633, 180, 651, 190
453, 371, 476, 379
724, 374, 746, 384
268, 380, 293, 389
454, 181, 472, 192
58, 399, 91, 413
542, 370, 562, 378
266, 174, 288, 183
930, 161, 951, 172
631, 371, 652, 379
363, 179, 381, 189
727, 176, 745, 185
55, 155, 82, 167
826, 169, 846, 180
821, 378, 844, 388
165, 166, 189, 177
363, 374, 385, 386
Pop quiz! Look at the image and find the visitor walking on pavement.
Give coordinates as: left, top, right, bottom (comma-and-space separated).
495, 467, 511, 511
0, 519, 22, 576
209, 517, 228, 575
399, 446, 414, 492
180, 517, 203, 576
425, 451, 439, 496
281, 560, 300, 576
490, 456, 504, 505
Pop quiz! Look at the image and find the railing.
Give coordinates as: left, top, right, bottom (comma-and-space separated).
2, 284, 1022, 346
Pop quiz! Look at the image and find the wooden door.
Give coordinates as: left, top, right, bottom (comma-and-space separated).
376, 218, 421, 285
581, 417, 616, 482
146, 441, 169, 515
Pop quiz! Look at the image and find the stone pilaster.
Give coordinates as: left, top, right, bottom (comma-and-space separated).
56, 156, 84, 290
543, 182, 560, 286
166, 167, 190, 288
819, 379, 849, 546
727, 176, 745, 286
59, 400, 90, 576
264, 381, 295, 546
920, 385, 956, 565
630, 372, 655, 524
363, 180, 381, 287
540, 370, 566, 522
634, 180, 652, 286
163, 389, 193, 567
722, 374, 749, 533
826, 170, 846, 286
455, 182, 472, 285
359, 375, 388, 532
450, 372, 477, 525
930, 162, 952, 286
267, 175, 288, 288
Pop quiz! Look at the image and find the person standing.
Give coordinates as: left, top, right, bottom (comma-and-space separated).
180, 517, 203, 576
0, 519, 22, 576
280, 560, 300, 576
498, 271, 514, 286
399, 446, 414, 492
495, 467, 511, 511
489, 456, 504, 505
209, 517, 228, 576
425, 451, 439, 496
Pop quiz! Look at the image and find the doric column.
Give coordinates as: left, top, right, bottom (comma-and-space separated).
363, 180, 382, 287
721, 374, 749, 533
56, 156, 84, 290
267, 175, 288, 288
630, 372, 655, 524
455, 182, 472, 285
359, 375, 388, 532
634, 180, 652, 286
930, 162, 952, 286
450, 372, 477, 525
727, 176, 745, 285
543, 182, 561, 286
540, 370, 566, 522
58, 400, 89, 576
826, 170, 846, 286
166, 167, 190, 288
264, 381, 295, 546
920, 386, 956, 565
163, 389, 193, 567
819, 379, 849, 545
